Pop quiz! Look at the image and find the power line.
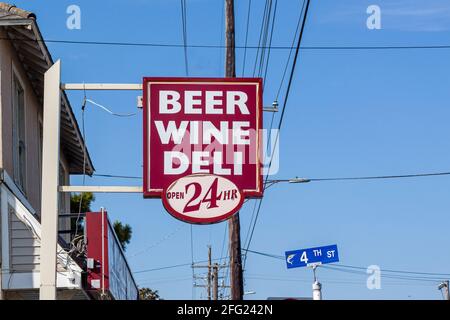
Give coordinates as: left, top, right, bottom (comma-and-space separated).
218, 0, 225, 76
134, 256, 232, 274
276, 0, 305, 100
178, 1, 195, 298
245, 275, 438, 287
134, 262, 195, 274
243, 0, 282, 250
311, 172, 450, 182
327, 263, 450, 277
252, 0, 271, 77
243, 0, 311, 268
245, 249, 450, 280
4, 37, 450, 50
179, 0, 194, 298
244, 0, 450, 264
241, 0, 252, 76
92, 173, 142, 179
92, 170, 450, 183
269, 171, 450, 184
138, 276, 192, 286
128, 224, 185, 258
218, 224, 228, 267
258, 0, 273, 78
262, 0, 278, 82
243, 199, 259, 250
322, 265, 443, 283
180, 0, 189, 76
243, 0, 306, 252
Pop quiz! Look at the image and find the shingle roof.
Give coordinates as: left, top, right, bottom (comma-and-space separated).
0, 3, 36, 19
0, 2, 94, 175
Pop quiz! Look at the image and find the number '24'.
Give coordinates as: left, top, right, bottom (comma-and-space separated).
183, 178, 220, 213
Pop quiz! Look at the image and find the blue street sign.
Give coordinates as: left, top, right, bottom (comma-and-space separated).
285, 244, 339, 269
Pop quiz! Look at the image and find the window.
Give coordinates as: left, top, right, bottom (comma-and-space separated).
12, 74, 26, 193
38, 120, 43, 201
58, 162, 71, 243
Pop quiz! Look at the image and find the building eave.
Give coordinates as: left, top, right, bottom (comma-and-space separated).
0, 15, 94, 175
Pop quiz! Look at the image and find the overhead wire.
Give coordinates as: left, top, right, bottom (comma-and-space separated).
4, 37, 450, 50
243, 198, 258, 250
219, 0, 225, 75
243, 0, 305, 252
322, 265, 443, 283
138, 277, 193, 286
243, 0, 280, 251
258, 0, 276, 79
262, 0, 278, 83
93, 173, 142, 179
275, 0, 305, 100
245, 249, 449, 283
268, 171, 450, 185
179, 0, 195, 298
252, 0, 270, 77
245, 275, 438, 287
241, 0, 252, 76
47, 0, 450, 296
243, 0, 312, 268
90, 170, 450, 182
128, 224, 185, 259
134, 255, 235, 274
180, 0, 189, 76
85, 98, 137, 117
256, 0, 273, 78
327, 263, 450, 277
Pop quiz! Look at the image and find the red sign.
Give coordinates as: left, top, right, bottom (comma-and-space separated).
143, 77, 263, 223
85, 211, 138, 300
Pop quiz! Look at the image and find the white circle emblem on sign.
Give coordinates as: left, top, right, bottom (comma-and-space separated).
162, 174, 244, 224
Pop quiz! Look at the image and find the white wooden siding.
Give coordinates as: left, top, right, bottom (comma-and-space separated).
1, 175, 83, 290
9, 205, 40, 272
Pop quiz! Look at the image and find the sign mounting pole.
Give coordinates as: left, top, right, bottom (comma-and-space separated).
285, 244, 339, 300
225, 0, 244, 301
40, 60, 61, 300
311, 265, 322, 300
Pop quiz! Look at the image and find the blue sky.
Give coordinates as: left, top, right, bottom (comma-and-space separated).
14, 0, 450, 299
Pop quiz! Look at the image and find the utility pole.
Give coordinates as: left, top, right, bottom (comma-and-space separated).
207, 246, 212, 300
225, 0, 236, 78
193, 246, 229, 300
225, 0, 244, 301
212, 264, 219, 300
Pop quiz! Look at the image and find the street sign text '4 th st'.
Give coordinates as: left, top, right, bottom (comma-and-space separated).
285, 244, 339, 269
143, 77, 263, 224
